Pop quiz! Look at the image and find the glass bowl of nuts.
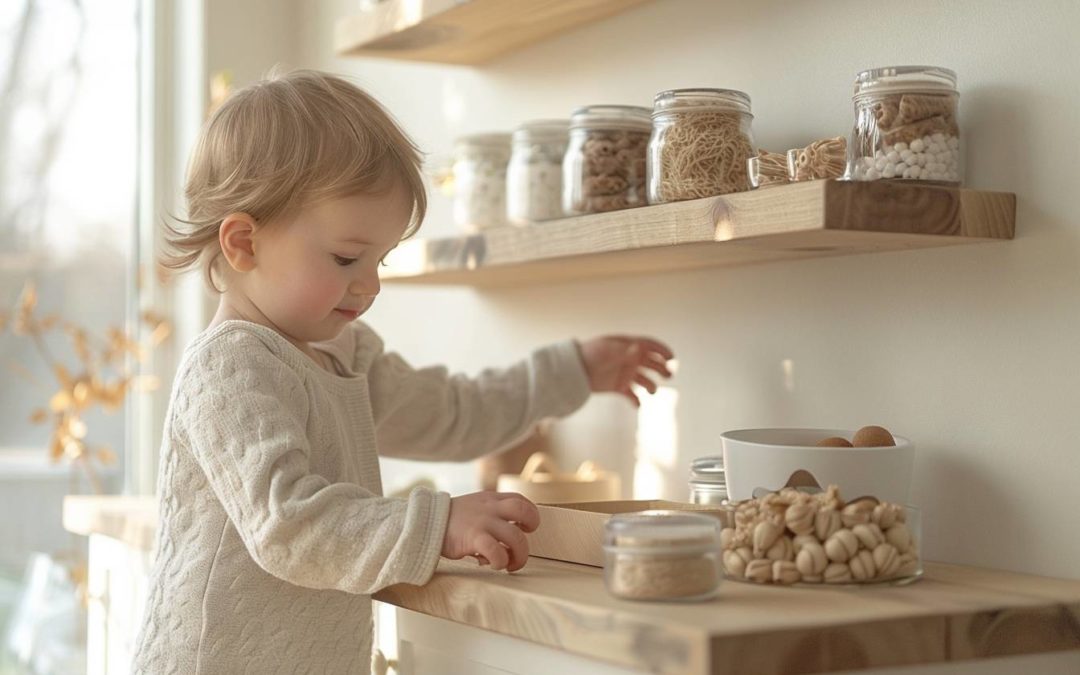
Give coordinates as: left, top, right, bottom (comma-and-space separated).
720, 486, 922, 587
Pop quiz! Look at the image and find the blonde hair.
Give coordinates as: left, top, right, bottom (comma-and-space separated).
160, 69, 427, 291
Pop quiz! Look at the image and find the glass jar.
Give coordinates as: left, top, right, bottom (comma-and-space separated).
603, 511, 722, 601
843, 66, 961, 185
506, 120, 569, 225
452, 132, 511, 232
647, 88, 755, 204
720, 499, 923, 586
688, 456, 728, 505
748, 150, 789, 189
562, 105, 651, 215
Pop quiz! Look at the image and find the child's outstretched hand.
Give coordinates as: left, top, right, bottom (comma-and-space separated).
441, 491, 540, 572
579, 336, 675, 407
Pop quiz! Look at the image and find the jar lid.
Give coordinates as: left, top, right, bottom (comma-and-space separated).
652, 88, 752, 116
603, 511, 720, 553
569, 105, 652, 132
853, 65, 958, 98
689, 456, 726, 485
455, 132, 512, 150
512, 119, 569, 143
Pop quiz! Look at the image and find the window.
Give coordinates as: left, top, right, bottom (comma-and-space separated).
0, 0, 138, 573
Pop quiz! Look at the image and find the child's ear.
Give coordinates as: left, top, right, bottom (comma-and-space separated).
219, 212, 259, 273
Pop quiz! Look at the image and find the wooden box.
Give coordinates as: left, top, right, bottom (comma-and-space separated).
527, 500, 733, 567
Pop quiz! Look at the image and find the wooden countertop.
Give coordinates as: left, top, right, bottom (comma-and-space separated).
376, 557, 1080, 675
63, 496, 1080, 673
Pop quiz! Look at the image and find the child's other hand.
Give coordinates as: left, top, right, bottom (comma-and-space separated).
441, 491, 540, 572
578, 336, 674, 407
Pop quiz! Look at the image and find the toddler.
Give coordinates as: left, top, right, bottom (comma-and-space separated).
132, 69, 673, 674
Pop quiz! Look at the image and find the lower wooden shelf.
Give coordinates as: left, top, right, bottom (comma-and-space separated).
382, 180, 1016, 287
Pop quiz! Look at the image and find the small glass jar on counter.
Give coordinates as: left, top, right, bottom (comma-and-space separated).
843, 66, 961, 185
506, 120, 569, 225
562, 105, 651, 216
603, 511, 722, 601
452, 132, 511, 232
647, 88, 755, 204
688, 456, 729, 505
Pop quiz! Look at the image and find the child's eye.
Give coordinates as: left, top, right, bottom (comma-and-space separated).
333, 255, 357, 266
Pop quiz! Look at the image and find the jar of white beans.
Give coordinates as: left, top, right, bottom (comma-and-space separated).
452, 133, 511, 232
506, 120, 568, 225
844, 66, 962, 185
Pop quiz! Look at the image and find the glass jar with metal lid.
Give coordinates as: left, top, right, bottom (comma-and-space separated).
603, 511, 722, 601
506, 120, 569, 225
843, 66, 961, 185
452, 132, 511, 232
562, 105, 651, 216
647, 88, 755, 204
688, 455, 728, 505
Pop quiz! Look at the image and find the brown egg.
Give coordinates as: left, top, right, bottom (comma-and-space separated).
852, 425, 896, 447
816, 436, 853, 447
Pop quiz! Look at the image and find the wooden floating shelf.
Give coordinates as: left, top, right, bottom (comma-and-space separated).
335, 0, 655, 65
382, 180, 1017, 287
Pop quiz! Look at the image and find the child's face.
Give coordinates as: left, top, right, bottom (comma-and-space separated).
247, 184, 411, 344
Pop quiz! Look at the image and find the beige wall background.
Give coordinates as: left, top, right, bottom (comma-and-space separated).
203, 0, 1080, 581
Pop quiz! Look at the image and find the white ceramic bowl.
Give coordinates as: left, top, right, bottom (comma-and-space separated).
720, 428, 914, 504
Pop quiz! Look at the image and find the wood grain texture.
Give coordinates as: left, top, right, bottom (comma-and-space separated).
335, 0, 655, 65
382, 180, 1017, 287
374, 558, 1080, 675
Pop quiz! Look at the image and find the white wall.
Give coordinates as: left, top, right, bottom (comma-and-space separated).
204, 0, 1080, 580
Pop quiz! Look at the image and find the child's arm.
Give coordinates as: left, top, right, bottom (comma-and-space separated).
176, 333, 449, 594
362, 324, 673, 462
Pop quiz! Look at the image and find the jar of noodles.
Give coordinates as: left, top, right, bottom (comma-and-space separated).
647, 88, 755, 204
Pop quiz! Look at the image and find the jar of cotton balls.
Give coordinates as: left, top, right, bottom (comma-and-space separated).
452, 132, 512, 232
506, 120, 569, 225
844, 66, 962, 185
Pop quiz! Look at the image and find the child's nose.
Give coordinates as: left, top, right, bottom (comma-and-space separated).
349, 275, 380, 297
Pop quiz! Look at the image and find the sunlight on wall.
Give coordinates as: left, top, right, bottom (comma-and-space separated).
781, 358, 795, 393
632, 385, 678, 500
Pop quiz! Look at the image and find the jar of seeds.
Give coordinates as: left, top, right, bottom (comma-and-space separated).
452, 132, 511, 232
647, 88, 755, 204
603, 511, 722, 601
562, 105, 651, 215
844, 66, 961, 185
506, 120, 569, 225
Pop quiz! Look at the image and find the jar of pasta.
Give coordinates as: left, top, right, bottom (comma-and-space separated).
506, 120, 569, 225
844, 66, 961, 185
647, 88, 755, 204
452, 132, 511, 231
562, 105, 651, 215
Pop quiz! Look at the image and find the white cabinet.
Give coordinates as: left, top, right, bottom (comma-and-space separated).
84, 534, 151, 675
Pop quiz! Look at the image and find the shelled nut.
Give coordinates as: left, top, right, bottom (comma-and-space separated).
886, 523, 913, 554
745, 559, 772, 583
825, 562, 853, 584
815, 508, 842, 541
853, 523, 885, 550
772, 561, 801, 585
785, 502, 816, 535
873, 543, 901, 579
753, 520, 784, 558
849, 549, 877, 581
825, 529, 859, 563
795, 541, 828, 576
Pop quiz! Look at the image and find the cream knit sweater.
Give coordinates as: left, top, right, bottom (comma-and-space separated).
131, 319, 590, 674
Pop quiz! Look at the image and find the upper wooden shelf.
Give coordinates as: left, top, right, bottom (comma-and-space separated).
334, 0, 655, 65
382, 180, 1017, 287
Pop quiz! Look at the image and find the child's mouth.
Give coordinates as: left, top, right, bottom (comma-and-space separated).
334, 308, 361, 320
